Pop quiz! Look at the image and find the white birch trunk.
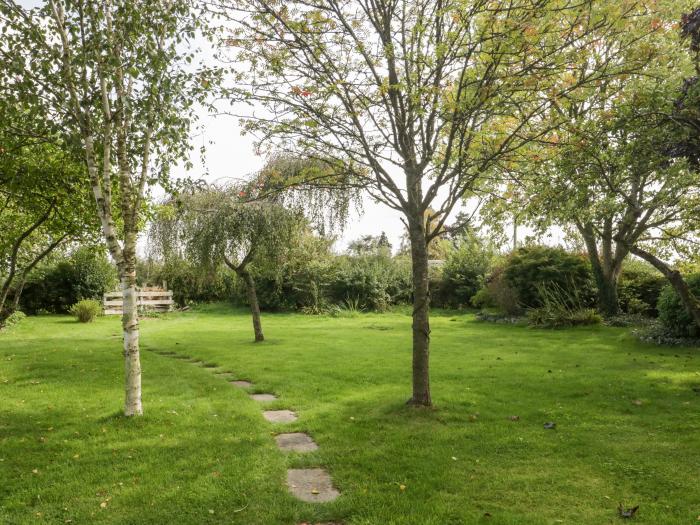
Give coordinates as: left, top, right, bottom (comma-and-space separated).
121, 271, 142, 416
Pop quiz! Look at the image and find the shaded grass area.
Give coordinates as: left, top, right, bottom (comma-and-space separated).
1, 303, 698, 524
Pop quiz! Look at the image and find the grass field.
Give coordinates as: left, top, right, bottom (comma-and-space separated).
1, 304, 699, 524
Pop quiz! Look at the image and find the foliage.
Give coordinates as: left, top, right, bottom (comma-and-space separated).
527, 282, 602, 328
503, 247, 595, 309
254, 250, 412, 313
479, 1, 698, 317
434, 233, 495, 308
657, 273, 700, 337
327, 254, 412, 312
618, 260, 666, 316
138, 258, 236, 308
20, 247, 118, 314
1, 310, 26, 329
471, 266, 521, 316
347, 233, 392, 257
69, 299, 102, 323
0, 141, 96, 317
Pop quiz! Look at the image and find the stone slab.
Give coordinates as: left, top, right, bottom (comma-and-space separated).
275, 432, 318, 453
263, 410, 297, 423
286, 468, 339, 503
230, 380, 253, 388
250, 393, 278, 402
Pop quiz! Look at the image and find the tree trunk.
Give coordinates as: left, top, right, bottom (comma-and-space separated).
580, 223, 622, 317
589, 263, 620, 317
10, 276, 26, 313
407, 221, 432, 407
629, 246, 700, 330
240, 269, 264, 342
121, 264, 142, 416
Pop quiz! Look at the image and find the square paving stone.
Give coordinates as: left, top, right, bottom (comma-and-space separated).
230, 380, 253, 388
250, 393, 278, 402
263, 410, 297, 423
286, 468, 339, 502
275, 432, 318, 453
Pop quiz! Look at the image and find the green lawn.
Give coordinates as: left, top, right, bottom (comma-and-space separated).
1, 304, 699, 524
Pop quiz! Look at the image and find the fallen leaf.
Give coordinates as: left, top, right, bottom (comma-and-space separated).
32, 469, 38, 474
632, 399, 643, 406
509, 415, 520, 421
311, 489, 319, 495
100, 501, 108, 509
543, 422, 556, 429
399, 484, 406, 491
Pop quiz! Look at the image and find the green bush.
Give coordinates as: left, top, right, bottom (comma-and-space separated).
2, 310, 27, 328
471, 266, 521, 315
618, 260, 666, 316
434, 234, 494, 308
526, 282, 601, 328
69, 299, 102, 323
21, 247, 118, 313
657, 273, 700, 338
138, 258, 236, 307
328, 254, 411, 312
503, 246, 595, 309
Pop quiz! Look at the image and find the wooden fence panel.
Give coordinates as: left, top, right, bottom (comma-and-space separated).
102, 288, 174, 315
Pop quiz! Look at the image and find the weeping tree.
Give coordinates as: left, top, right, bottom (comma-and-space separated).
0, 0, 218, 415
153, 185, 306, 342
215, 0, 646, 406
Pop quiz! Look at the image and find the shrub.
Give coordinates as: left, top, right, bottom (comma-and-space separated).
69, 299, 102, 323
657, 273, 700, 338
526, 282, 601, 328
2, 310, 26, 329
139, 258, 236, 307
434, 233, 494, 308
503, 246, 595, 309
618, 259, 666, 316
471, 266, 521, 315
327, 254, 411, 312
21, 247, 118, 313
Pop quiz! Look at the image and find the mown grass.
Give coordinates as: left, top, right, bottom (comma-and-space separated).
1, 304, 699, 524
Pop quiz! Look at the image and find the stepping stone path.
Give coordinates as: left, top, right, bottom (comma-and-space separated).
275, 432, 318, 453
287, 468, 340, 503
263, 410, 297, 423
150, 349, 340, 505
250, 393, 277, 402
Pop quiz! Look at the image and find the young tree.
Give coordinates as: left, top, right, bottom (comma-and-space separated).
0, 1, 217, 415
154, 186, 305, 342
0, 141, 95, 323
217, 0, 637, 405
